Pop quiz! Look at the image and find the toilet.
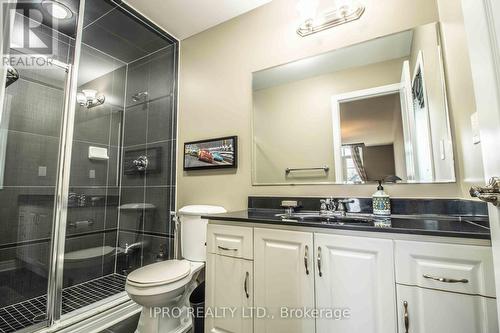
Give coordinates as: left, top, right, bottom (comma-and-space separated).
125, 205, 226, 333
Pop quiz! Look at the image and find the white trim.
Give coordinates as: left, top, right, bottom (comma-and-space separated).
120, 1, 180, 43
411, 50, 435, 181
399, 60, 416, 181
35, 298, 141, 333
331, 83, 401, 182
462, 0, 500, 328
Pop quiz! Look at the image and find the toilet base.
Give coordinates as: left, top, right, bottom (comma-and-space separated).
134, 277, 200, 333
135, 306, 193, 333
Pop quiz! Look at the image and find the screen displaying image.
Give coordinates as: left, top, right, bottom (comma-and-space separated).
184, 136, 237, 170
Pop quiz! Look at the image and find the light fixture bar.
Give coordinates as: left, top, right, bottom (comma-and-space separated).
297, 4, 365, 37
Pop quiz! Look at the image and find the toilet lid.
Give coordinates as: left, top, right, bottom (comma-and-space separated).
127, 260, 191, 286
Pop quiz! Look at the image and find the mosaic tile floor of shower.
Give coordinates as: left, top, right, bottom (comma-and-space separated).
0, 274, 127, 333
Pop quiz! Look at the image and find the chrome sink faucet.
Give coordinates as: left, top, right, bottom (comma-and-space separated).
281, 200, 301, 217
320, 197, 335, 214
320, 197, 354, 217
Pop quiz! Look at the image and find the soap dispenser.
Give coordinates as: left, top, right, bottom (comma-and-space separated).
372, 180, 391, 216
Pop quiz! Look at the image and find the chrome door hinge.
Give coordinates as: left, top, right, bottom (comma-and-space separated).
470, 177, 500, 206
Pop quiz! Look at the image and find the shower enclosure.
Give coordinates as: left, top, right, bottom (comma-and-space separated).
0, 0, 178, 332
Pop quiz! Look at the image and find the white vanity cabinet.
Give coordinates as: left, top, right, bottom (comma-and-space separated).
206, 222, 498, 333
315, 233, 396, 333
254, 228, 315, 333
394, 240, 498, 333
206, 224, 254, 333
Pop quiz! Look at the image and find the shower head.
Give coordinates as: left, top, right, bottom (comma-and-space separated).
132, 91, 148, 102
5, 65, 19, 88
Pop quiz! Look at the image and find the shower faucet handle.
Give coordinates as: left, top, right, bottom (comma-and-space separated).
133, 155, 149, 172
132, 91, 148, 102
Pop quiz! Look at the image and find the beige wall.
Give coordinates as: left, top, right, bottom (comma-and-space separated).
436, 0, 484, 196
253, 58, 404, 184
177, 0, 478, 211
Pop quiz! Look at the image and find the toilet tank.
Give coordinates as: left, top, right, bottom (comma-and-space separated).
178, 205, 226, 262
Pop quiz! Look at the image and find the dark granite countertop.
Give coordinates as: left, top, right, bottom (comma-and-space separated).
203, 209, 491, 239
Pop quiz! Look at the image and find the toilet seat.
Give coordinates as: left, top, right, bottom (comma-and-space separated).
127, 260, 191, 287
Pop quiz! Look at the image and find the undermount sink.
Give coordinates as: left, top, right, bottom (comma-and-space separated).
278, 213, 374, 225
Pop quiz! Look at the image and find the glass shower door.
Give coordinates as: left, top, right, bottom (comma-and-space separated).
0, 55, 70, 333
58, 0, 178, 320
1, 0, 178, 329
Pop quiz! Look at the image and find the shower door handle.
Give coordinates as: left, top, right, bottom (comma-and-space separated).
244, 271, 249, 298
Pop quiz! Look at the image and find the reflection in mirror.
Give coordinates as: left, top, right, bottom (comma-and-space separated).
252, 22, 455, 185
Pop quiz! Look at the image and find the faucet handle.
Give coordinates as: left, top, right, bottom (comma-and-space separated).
337, 199, 354, 212
320, 199, 327, 211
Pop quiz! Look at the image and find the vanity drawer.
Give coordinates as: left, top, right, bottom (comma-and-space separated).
395, 240, 495, 297
207, 224, 253, 259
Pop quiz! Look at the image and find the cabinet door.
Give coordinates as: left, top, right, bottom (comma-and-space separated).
396, 284, 499, 333
254, 228, 315, 333
205, 254, 253, 333
315, 233, 396, 333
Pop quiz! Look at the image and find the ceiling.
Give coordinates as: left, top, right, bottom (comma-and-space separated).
123, 0, 272, 40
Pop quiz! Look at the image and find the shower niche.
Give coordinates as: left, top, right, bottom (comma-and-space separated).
0, 0, 178, 332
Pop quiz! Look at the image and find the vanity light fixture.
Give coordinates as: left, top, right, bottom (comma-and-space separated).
76, 89, 105, 109
41, 0, 73, 20
297, 0, 365, 37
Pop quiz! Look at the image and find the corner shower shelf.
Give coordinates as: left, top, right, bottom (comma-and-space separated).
0, 274, 127, 333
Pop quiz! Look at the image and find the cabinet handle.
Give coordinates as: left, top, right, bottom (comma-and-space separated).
317, 246, 322, 277
422, 274, 469, 284
304, 245, 310, 275
244, 271, 249, 298
403, 301, 409, 333
218, 245, 238, 251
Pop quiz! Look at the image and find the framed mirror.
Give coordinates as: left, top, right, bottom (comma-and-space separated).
252, 22, 455, 185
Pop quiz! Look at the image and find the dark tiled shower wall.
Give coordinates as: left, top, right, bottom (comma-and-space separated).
117, 46, 177, 274
62, 49, 128, 286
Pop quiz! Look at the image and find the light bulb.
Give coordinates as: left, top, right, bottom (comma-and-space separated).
41, 0, 73, 20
